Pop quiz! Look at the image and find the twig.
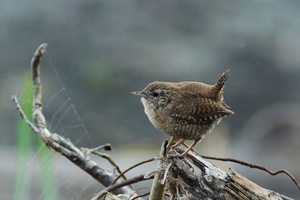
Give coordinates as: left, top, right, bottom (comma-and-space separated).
93, 152, 128, 181
180, 141, 300, 192
132, 192, 150, 200
12, 96, 39, 134
160, 162, 172, 185
31, 43, 48, 130
149, 140, 169, 200
82, 144, 128, 181
200, 154, 300, 191
112, 157, 155, 185
12, 43, 138, 197
92, 175, 151, 200
82, 144, 112, 154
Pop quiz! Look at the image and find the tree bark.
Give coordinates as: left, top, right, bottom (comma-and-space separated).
159, 147, 293, 200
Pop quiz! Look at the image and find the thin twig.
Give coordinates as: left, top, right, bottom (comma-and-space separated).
11, 96, 39, 134
81, 144, 112, 155
132, 192, 150, 200
92, 175, 152, 200
81, 144, 126, 181
200, 154, 300, 191
92, 151, 128, 181
160, 162, 172, 185
111, 157, 155, 185
180, 142, 300, 192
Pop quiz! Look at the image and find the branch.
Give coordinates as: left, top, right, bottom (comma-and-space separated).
149, 140, 169, 200
162, 147, 295, 199
200, 154, 300, 191
92, 175, 151, 200
111, 157, 155, 185
12, 43, 139, 197
82, 145, 129, 181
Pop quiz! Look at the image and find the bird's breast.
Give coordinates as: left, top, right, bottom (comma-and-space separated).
141, 97, 167, 131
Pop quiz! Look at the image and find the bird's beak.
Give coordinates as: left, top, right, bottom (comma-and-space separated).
130, 91, 146, 98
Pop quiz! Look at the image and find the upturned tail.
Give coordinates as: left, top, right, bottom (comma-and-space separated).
210, 69, 230, 102
215, 69, 230, 91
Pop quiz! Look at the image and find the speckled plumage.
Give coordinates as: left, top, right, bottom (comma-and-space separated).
131, 70, 234, 155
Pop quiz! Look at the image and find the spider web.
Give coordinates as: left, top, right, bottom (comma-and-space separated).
16, 53, 107, 200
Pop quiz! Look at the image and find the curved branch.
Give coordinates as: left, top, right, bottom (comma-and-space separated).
12, 43, 138, 197
200, 154, 300, 191
92, 175, 152, 200
111, 157, 155, 185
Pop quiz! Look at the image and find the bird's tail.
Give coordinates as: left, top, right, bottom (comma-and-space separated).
215, 69, 230, 91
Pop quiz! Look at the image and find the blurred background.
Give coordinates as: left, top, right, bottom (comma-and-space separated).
1, 0, 300, 199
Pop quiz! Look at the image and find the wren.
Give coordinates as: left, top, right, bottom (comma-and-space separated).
131, 70, 234, 156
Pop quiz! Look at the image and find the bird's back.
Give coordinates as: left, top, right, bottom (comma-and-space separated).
160, 77, 233, 140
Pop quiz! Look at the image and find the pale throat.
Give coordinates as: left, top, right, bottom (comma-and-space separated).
141, 97, 160, 129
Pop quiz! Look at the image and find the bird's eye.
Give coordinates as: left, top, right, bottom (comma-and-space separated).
152, 91, 159, 97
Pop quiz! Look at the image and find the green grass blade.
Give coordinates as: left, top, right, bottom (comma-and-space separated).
14, 74, 60, 200
37, 138, 59, 200
14, 75, 33, 200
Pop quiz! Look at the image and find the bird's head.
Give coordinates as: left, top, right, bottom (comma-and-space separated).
130, 81, 174, 108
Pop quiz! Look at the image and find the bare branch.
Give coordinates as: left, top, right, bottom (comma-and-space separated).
164, 147, 295, 199
149, 140, 169, 200
12, 44, 138, 197
12, 96, 39, 134
132, 192, 150, 200
82, 144, 128, 181
92, 175, 151, 200
200, 154, 300, 191
111, 157, 155, 185
31, 43, 48, 130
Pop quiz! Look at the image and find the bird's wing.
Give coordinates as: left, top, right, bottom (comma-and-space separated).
171, 97, 233, 125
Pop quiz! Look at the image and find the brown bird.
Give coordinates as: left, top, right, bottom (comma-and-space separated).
131, 70, 234, 156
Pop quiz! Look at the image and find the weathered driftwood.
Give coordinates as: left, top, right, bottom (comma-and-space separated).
148, 146, 294, 200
